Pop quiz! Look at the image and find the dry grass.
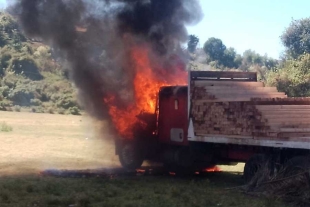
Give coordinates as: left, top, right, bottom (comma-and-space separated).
0, 111, 119, 175
0, 111, 288, 207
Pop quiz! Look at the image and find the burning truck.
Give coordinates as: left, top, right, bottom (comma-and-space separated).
115, 70, 310, 181
11, 0, 310, 182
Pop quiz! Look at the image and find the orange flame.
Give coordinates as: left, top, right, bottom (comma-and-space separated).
104, 45, 187, 138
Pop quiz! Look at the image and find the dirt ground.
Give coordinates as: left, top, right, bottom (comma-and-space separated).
0, 111, 119, 175
0, 111, 244, 175
0, 111, 289, 207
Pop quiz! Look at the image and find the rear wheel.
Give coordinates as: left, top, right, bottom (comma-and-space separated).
282, 156, 310, 176
119, 143, 144, 171
244, 154, 267, 183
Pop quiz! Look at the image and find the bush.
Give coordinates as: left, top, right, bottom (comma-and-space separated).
47, 107, 55, 114
0, 52, 11, 76
0, 85, 10, 97
30, 98, 42, 106
58, 108, 65, 115
10, 55, 43, 80
0, 100, 12, 111
266, 54, 310, 97
8, 86, 35, 106
56, 95, 78, 109
13, 105, 21, 112
0, 122, 12, 132
68, 106, 81, 115
2, 73, 20, 88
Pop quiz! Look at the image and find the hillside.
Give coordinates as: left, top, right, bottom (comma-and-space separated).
0, 12, 80, 115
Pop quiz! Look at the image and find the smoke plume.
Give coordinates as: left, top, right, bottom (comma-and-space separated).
8, 0, 202, 137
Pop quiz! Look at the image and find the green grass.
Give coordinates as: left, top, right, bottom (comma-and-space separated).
0, 121, 12, 132
0, 173, 289, 207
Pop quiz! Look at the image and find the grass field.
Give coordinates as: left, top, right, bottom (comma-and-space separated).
0, 111, 289, 207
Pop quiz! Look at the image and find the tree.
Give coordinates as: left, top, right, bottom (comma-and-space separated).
281, 18, 310, 58
262, 55, 278, 71
266, 53, 310, 97
222, 47, 238, 68
234, 54, 242, 68
203, 37, 226, 63
187, 35, 199, 53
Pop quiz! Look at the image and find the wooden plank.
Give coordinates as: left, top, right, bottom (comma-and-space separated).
279, 128, 310, 132
194, 132, 252, 139
190, 71, 257, 81
268, 123, 310, 128
194, 98, 252, 102
252, 98, 310, 105
265, 119, 310, 123
278, 132, 310, 138
206, 92, 286, 96
256, 105, 310, 109
193, 80, 264, 87
205, 86, 278, 92
213, 94, 286, 98
263, 114, 310, 118
257, 109, 310, 113
193, 96, 287, 103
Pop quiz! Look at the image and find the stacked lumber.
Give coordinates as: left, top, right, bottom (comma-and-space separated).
191, 80, 310, 140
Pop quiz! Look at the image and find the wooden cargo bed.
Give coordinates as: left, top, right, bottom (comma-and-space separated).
190, 72, 310, 145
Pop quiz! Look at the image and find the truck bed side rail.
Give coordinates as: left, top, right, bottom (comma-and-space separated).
190, 71, 257, 82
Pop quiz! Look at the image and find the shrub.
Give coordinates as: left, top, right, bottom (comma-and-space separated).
30, 98, 42, 106
13, 105, 21, 112
10, 55, 43, 80
30, 107, 36, 113
266, 54, 310, 97
0, 52, 11, 76
56, 95, 78, 109
6, 107, 13, 111
0, 85, 10, 97
68, 106, 81, 115
58, 108, 65, 115
8, 86, 35, 106
47, 107, 54, 114
0, 100, 12, 111
2, 73, 20, 88
0, 122, 12, 132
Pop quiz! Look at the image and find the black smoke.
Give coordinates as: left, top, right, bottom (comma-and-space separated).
8, 0, 202, 134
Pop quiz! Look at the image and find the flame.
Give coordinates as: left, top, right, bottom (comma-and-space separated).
104, 45, 187, 138
202, 166, 222, 172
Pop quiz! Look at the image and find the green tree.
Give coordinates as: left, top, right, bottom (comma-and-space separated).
203, 37, 226, 63
234, 54, 242, 68
281, 18, 310, 58
187, 35, 199, 53
223, 47, 238, 68
266, 53, 310, 97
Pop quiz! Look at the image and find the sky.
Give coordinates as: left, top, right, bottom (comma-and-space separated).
1, 0, 310, 59
187, 0, 310, 59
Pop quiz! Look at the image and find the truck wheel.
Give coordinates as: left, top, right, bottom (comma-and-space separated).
244, 154, 267, 183
119, 143, 143, 171
282, 156, 310, 176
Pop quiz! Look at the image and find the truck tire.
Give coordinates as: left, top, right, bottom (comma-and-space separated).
119, 143, 143, 171
244, 154, 267, 183
282, 156, 310, 176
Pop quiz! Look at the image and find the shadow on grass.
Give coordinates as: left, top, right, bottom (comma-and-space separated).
0, 167, 288, 207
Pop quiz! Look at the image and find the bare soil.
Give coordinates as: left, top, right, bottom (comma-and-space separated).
0, 111, 118, 175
